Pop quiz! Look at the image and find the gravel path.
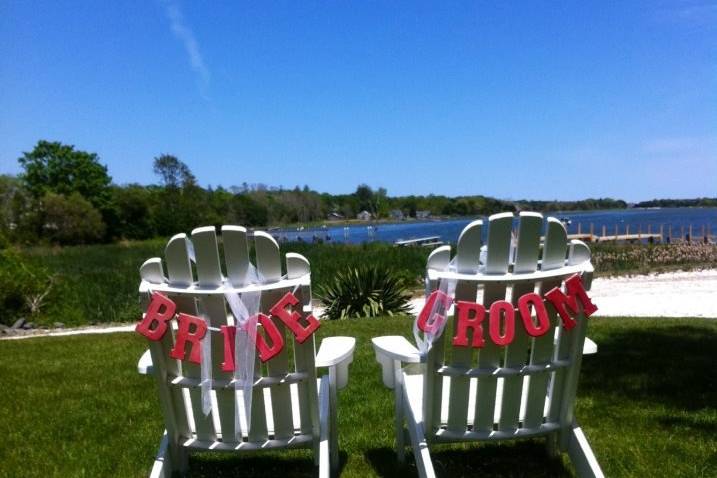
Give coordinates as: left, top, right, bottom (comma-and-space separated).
3, 269, 715, 341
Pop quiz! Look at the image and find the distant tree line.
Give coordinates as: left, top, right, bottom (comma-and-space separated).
0, 140, 662, 246
634, 198, 717, 208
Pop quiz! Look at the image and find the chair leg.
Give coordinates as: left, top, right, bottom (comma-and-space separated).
318, 375, 331, 478
328, 368, 339, 473
566, 425, 605, 478
545, 431, 559, 458
150, 431, 187, 478
393, 361, 405, 462
403, 385, 436, 478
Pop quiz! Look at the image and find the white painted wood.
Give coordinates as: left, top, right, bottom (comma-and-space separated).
318, 375, 330, 478
529, 218, 569, 429
140, 258, 166, 284
372, 336, 421, 388
316, 337, 356, 389
403, 372, 436, 478
164, 233, 216, 442
138, 349, 153, 374
138, 225, 355, 476
254, 231, 282, 282
287, 255, 318, 437
499, 212, 542, 432
567, 425, 606, 478
165, 234, 193, 286
372, 336, 421, 363
265, 320, 295, 439
376, 213, 602, 477
149, 431, 170, 478
191, 227, 236, 441
425, 245, 451, 292
473, 212, 512, 432
221, 226, 250, 287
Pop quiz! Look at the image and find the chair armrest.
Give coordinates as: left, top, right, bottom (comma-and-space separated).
372, 336, 421, 389
316, 336, 356, 390
138, 349, 154, 375
583, 337, 598, 355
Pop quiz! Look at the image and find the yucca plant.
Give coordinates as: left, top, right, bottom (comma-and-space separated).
317, 264, 413, 320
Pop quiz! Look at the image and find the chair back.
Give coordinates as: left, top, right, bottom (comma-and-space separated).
138, 226, 320, 450
421, 212, 595, 442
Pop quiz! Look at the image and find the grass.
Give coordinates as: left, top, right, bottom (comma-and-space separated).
8, 239, 717, 327
1, 316, 715, 477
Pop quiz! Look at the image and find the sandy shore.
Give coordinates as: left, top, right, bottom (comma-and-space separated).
3, 269, 715, 341
399, 269, 717, 319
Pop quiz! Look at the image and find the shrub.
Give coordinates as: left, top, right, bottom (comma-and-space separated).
0, 249, 58, 325
317, 264, 412, 320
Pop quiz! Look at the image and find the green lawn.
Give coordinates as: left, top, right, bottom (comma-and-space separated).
1, 316, 715, 477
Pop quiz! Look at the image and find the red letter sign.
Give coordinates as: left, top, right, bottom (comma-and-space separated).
136, 293, 176, 341
452, 301, 486, 348
220, 325, 237, 372
417, 290, 453, 334
270, 292, 320, 344
170, 313, 208, 364
489, 300, 515, 346
518, 293, 551, 337
545, 274, 598, 330
255, 313, 284, 362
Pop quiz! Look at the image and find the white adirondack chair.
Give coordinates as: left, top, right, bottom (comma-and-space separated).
136, 226, 355, 478
372, 212, 604, 478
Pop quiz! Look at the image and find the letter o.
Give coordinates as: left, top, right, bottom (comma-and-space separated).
489, 300, 515, 346
518, 293, 551, 337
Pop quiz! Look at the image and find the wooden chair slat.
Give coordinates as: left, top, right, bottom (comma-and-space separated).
221, 226, 250, 287
472, 212, 512, 432
192, 227, 223, 286
288, 253, 318, 435
497, 212, 542, 432
165, 233, 193, 286
446, 221, 481, 432
524, 218, 568, 428
254, 232, 282, 282
263, 289, 295, 440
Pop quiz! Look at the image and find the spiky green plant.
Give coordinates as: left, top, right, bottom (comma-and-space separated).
317, 265, 413, 320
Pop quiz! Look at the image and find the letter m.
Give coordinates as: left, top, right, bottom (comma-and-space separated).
544, 274, 598, 330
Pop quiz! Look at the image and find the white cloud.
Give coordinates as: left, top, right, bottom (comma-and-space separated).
161, 0, 210, 97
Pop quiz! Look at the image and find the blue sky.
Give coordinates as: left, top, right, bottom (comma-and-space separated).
1, 1, 715, 201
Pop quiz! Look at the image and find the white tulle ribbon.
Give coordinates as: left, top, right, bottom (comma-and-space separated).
223, 263, 263, 441
414, 258, 458, 355
197, 298, 213, 416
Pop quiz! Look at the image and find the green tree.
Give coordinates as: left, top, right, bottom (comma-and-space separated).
18, 140, 112, 209
41, 192, 106, 244
153, 154, 196, 189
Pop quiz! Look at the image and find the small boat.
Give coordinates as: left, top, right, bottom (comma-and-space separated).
394, 236, 443, 247
559, 217, 572, 226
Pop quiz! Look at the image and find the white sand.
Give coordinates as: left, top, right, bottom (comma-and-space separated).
3, 269, 715, 341
402, 269, 717, 319
586, 269, 717, 318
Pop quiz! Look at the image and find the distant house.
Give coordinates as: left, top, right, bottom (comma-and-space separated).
416, 210, 431, 219
356, 210, 373, 221
389, 209, 404, 220
327, 211, 344, 221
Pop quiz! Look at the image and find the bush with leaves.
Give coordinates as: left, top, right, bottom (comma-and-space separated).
0, 249, 58, 326
317, 265, 412, 320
